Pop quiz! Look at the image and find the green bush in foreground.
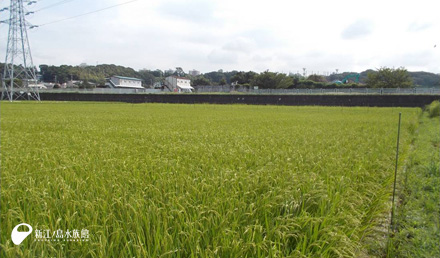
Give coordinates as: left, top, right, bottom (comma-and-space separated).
1, 102, 419, 257
425, 100, 440, 118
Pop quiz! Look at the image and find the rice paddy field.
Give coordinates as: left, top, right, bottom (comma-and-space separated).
0, 102, 423, 257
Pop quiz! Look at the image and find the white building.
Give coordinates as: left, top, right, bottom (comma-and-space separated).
164, 76, 193, 92
106, 76, 143, 89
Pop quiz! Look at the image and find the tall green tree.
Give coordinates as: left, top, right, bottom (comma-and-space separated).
251, 71, 293, 89
307, 74, 327, 83
366, 67, 413, 88
231, 71, 257, 85
204, 71, 226, 85
219, 78, 227, 86
191, 76, 211, 86
138, 69, 157, 87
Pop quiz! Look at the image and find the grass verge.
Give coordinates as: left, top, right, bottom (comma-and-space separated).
389, 108, 440, 257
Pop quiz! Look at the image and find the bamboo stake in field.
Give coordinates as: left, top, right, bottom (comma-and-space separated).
390, 112, 402, 232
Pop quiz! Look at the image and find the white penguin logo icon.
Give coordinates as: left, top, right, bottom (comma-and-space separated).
11, 223, 33, 245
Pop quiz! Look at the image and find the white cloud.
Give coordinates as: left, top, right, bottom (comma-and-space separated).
222, 37, 256, 53
407, 21, 432, 32
0, 0, 439, 73
207, 49, 238, 65
157, 0, 218, 25
341, 19, 374, 40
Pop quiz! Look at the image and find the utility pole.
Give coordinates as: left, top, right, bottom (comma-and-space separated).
1, 0, 40, 101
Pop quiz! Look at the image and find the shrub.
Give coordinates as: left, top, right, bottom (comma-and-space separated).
307, 74, 327, 83
326, 83, 339, 89
426, 100, 440, 118
313, 81, 325, 88
297, 80, 315, 88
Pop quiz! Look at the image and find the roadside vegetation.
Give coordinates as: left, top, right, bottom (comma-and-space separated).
390, 101, 440, 257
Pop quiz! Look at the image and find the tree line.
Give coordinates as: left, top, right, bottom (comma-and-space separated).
1, 63, 439, 88
228, 68, 439, 89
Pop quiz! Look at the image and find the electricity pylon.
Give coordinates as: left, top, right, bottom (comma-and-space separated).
1, 0, 40, 101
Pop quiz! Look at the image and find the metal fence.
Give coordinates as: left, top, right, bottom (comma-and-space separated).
194, 86, 440, 95
38, 87, 440, 95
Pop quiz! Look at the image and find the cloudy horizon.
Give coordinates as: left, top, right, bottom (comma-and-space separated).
0, 0, 439, 74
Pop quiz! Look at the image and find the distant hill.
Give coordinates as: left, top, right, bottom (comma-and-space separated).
409, 71, 440, 87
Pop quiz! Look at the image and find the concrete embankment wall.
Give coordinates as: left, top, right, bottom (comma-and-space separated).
39, 93, 439, 107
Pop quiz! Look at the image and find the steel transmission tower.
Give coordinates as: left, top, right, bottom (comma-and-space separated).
1, 0, 40, 101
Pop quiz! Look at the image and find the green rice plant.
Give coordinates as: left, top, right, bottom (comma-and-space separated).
0, 102, 420, 257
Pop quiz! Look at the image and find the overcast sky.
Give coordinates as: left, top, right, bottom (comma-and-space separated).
0, 0, 439, 74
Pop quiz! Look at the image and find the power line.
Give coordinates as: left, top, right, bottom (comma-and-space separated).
34, 0, 77, 12
39, 0, 140, 27
2, 0, 78, 28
